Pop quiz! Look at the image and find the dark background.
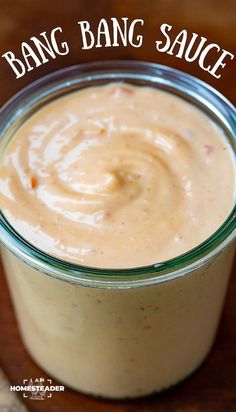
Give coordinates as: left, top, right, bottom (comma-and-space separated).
0, 0, 236, 105
0, 1, 235, 411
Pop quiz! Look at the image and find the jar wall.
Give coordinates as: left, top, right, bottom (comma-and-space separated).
1, 244, 235, 398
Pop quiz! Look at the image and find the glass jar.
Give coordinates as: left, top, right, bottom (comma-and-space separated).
0, 61, 235, 399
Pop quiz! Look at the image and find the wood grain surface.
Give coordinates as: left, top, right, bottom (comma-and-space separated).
0, 1, 235, 411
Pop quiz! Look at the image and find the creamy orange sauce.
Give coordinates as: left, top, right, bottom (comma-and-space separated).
0, 83, 235, 268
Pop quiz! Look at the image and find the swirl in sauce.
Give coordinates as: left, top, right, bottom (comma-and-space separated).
0, 84, 235, 268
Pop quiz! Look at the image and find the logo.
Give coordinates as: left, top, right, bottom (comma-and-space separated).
10, 377, 64, 400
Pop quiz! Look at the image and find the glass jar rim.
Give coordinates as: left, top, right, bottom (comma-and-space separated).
0, 60, 235, 289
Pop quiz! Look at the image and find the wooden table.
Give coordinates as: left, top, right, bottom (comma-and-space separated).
0, 1, 235, 411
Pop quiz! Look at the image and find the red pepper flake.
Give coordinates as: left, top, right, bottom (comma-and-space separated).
120, 86, 133, 94
204, 144, 214, 155
111, 85, 134, 96
29, 176, 38, 189
99, 127, 106, 135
